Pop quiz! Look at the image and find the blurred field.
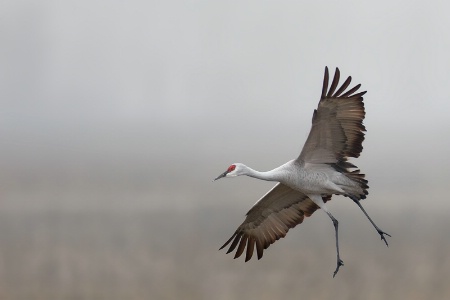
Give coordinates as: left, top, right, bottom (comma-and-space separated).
0, 178, 449, 300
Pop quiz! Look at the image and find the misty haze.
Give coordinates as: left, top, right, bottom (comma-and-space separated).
1, 1, 450, 299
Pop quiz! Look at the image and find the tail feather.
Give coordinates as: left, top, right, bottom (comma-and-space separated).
346, 169, 368, 199
332, 160, 369, 199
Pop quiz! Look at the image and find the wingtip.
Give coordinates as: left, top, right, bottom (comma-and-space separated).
324, 66, 329, 79
220, 232, 237, 251
340, 83, 361, 98
219, 241, 228, 251
326, 67, 341, 97
352, 91, 367, 99
322, 67, 330, 98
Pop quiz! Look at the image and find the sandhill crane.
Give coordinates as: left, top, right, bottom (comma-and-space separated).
214, 67, 390, 277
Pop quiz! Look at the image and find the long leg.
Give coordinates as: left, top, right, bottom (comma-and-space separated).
309, 195, 343, 277
326, 211, 344, 277
350, 196, 391, 246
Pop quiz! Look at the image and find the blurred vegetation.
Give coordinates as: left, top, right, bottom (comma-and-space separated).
0, 198, 449, 300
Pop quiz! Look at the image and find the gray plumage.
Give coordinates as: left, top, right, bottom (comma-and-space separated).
214, 67, 389, 276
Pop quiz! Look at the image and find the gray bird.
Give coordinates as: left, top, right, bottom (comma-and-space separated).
214, 67, 390, 277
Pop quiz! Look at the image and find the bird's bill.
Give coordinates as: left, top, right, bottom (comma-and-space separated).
214, 171, 228, 181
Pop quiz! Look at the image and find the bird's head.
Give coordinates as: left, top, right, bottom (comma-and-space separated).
214, 163, 247, 181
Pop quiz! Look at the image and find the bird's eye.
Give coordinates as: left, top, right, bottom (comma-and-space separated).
227, 165, 236, 172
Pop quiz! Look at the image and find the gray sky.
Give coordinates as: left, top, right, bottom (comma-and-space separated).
1, 0, 450, 212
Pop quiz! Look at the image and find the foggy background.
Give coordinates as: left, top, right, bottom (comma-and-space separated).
1, 1, 450, 299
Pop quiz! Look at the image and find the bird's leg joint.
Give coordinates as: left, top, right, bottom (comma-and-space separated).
349, 195, 359, 203
328, 213, 339, 228
333, 258, 344, 278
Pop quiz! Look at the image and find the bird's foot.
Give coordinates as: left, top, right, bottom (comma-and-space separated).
333, 258, 344, 278
378, 229, 391, 247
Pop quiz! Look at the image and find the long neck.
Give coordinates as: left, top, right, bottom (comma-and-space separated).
243, 165, 283, 182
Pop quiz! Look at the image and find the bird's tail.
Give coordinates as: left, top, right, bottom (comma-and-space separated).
333, 160, 369, 200
345, 169, 368, 199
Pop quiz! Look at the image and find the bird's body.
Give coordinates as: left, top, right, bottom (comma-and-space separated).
214, 67, 389, 277
235, 161, 361, 196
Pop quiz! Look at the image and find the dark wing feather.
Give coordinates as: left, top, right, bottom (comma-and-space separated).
220, 183, 332, 261
298, 67, 367, 165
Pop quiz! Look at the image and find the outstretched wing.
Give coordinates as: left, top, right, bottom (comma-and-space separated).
220, 183, 331, 261
298, 67, 367, 165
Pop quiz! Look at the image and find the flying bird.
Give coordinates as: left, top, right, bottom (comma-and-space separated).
214, 67, 390, 277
